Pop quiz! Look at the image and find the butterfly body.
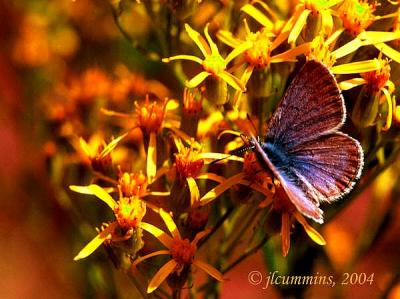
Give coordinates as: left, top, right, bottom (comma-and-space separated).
252, 61, 364, 223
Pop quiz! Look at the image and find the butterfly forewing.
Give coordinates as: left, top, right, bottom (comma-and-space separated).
266, 60, 345, 148
256, 60, 364, 223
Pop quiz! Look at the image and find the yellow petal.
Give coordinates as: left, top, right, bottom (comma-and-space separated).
338, 78, 367, 90
184, 23, 211, 57
381, 88, 393, 131
131, 250, 170, 267
141, 222, 173, 248
270, 43, 310, 63
79, 138, 92, 157
326, 29, 344, 45
200, 172, 246, 205
186, 71, 210, 88
198, 152, 244, 163
187, 177, 200, 207
331, 59, 380, 74
147, 260, 178, 293
281, 212, 290, 257
374, 43, 400, 64
321, 9, 333, 36
69, 184, 117, 210
217, 30, 242, 48
288, 9, 311, 44
358, 31, 400, 45
193, 259, 224, 282
100, 132, 128, 158
219, 71, 245, 92
147, 132, 157, 184
165, 99, 180, 111
196, 173, 225, 183
241, 4, 273, 29
159, 208, 182, 239
225, 41, 253, 64
162, 55, 203, 64
332, 38, 362, 59
294, 212, 326, 245
233, 65, 254, 108
204, 23, 219, 55
74, 224, 114, 261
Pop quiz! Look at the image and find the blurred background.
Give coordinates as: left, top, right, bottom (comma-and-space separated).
0, 0, 399, 298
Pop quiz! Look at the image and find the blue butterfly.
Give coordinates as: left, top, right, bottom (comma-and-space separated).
251, 60, 364, 223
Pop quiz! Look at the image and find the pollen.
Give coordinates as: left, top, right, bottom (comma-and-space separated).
170, 237, 196, 266
244, 29, 272, 69
337, 0, 376, 36
361, 58, 391, 94
307, 35, 336, 67
118, 171, 148, 198
114, 196, 146, 229
135, 95, 166, 135
175, 145, 204, 179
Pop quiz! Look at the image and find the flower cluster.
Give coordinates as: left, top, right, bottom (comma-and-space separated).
29, 0, 400, 297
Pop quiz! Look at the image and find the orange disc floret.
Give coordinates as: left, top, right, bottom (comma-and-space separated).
175, 146, 204, 179
114, 196, 146, 230
91, 144, 112, 172
135, 95, 166, 135
361, 59, 390, 94
183, 88, 203, 115
119, 171, 148, 198
244, 29, 272, 69
170, 237, 196, 266
337, 0, 376, 36
307, 35, 336, 67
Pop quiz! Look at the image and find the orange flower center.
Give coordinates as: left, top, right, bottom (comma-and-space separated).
338, 0, 376, 36
361, 59, 390, 94
91, 144, 112, 172
183, 88, 203, 115
170, 237, 196, 266
244, 29, 272, 69
135, 95, 165, 135
119, 171, 148, 198
114, 196, 146, 229
175, 146, 204, 179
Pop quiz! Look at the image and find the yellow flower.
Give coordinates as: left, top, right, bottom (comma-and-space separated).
285, 0, 344, 44
305, 31, 396, 75
102, 95, 180, 183
69, 184, 146, 260
217, 20, 310, 107
162, 23, 249, 92
337, 0, 376, 36
74, 132, 128, 173
339, 57, 396, 130
171, 137, 233, 208
199, 150, 274, 207
132, 209, 224, 294
69, 171, 168, 260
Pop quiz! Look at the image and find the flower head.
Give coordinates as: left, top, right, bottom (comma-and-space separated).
69, 184, 147, 260
337, 0, 376, 36
133, 209, 223, 293
162, 24, 247, 93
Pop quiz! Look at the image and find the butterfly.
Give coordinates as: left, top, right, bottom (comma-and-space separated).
251, 60, 364, 223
